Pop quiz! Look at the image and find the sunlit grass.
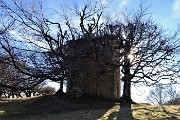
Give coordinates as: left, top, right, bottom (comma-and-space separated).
0, 96, 39, 101
98, 104, 180, 120
132, 104, 180, 120
0, 110, 6, 116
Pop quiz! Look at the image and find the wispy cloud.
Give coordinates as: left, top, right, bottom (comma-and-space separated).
119, 0, 129, 9
100, 0, 108, 6
173, 0, 180, 18
9, 30, 50, 51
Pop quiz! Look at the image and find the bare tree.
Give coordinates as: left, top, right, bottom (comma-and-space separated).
0, 56, 33, 90
104, 4, 180, 103
0, 0, 68, 92
146, 84, 167, 105
0, 0, 105, 94
164, 85, 180, 105
68, 1, 180, 102
146, 84, 179, 105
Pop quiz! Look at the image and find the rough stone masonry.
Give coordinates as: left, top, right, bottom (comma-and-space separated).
66, 35, 121, 99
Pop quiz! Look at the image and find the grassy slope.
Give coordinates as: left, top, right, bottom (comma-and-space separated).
0, 96, 180, 120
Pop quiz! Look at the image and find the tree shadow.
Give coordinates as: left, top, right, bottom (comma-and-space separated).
111, 103, 134, 120
98, 102, 134, 120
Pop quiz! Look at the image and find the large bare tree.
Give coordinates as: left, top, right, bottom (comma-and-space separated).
0, 0, 105, 94
111, 5, 180, 102
0, 0, 68, 93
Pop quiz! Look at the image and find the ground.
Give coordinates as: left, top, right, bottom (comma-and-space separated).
0, 95, 180, 120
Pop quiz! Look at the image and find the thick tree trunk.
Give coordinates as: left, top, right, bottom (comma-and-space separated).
55, 80, 65, 96
60, 80, 63, 92
120, 76, 133, 103
120, 65, 134, 103
10, 90, 15, 98
120, 68, 135, 103
120, 40, 134, 104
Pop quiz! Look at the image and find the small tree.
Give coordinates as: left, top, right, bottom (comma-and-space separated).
146, 84, 179, 105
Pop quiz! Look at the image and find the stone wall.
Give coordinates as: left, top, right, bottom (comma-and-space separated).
66, 35, 121, 99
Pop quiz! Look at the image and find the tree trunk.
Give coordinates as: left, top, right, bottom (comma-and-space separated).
55, 80, 65, 96
25, 90, 31, 97
121, 75, 133, 103
0, 91, 2, 97
120, 40, 134, 103
60, 79, 63, 92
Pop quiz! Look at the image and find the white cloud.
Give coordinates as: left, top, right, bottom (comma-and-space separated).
119, 0, 129, 9
173, 0, 180, 17
100, 0, 108, 6
9, 30, 50, 51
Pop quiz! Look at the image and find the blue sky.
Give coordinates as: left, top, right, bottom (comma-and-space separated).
3, 0, 179, 28
4, 0, 179, 30
40, 0, 180, 31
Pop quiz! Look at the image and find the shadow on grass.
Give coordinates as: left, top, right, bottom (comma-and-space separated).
0, 96, 118, 120
98, 103, 134, 120
116, 103, 134, 120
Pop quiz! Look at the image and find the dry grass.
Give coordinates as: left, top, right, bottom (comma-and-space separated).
0, 96, 180, 120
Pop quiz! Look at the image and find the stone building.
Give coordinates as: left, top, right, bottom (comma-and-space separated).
66, 35, 121, 99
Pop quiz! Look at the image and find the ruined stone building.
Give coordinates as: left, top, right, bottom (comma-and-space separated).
66, 35, 121, 99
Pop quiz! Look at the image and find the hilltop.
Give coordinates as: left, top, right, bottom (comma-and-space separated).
0, 95, 180, 120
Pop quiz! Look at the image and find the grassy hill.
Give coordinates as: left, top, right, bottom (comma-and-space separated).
0, 95, 179, 120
